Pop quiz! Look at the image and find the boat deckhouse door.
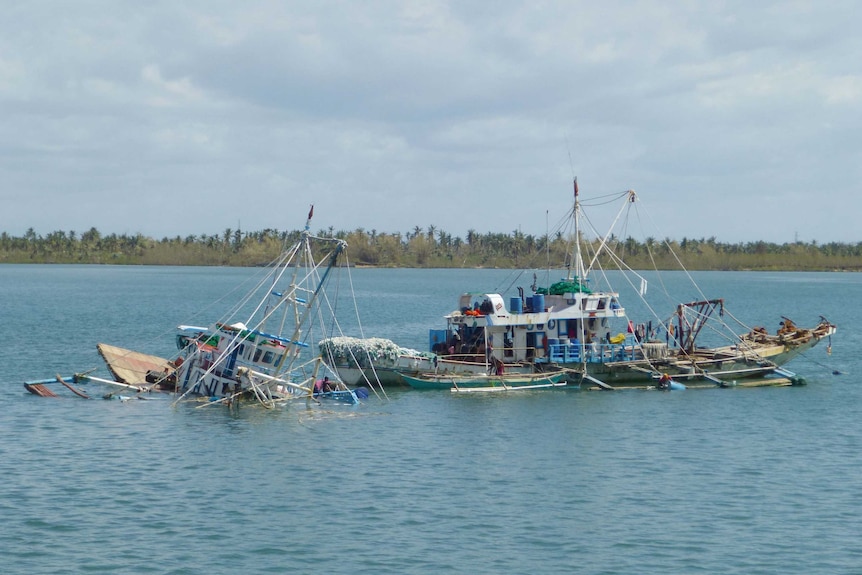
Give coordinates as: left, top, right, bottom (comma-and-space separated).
225, 344, 240, 377
526, 331, 546, 360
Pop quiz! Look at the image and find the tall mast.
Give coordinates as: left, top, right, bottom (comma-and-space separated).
572, 177, 586, 282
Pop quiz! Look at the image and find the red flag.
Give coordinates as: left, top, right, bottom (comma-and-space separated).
307, 205, 314, 220
574, 177, 579, 198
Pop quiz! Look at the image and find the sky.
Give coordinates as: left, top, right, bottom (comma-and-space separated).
1, 1, 860, 244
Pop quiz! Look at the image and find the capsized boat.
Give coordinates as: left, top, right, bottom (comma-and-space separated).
324, 181, 836, 390
86, 206, 383, 407
97, 343, 177, 391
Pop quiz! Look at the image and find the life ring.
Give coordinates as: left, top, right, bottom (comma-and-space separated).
547, 319, 556, 330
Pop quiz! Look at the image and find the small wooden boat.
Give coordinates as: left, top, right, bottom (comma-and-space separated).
401, 371, 568, 392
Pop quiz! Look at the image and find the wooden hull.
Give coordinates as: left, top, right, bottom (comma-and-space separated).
564, 331, 829, 388
401, 372, 568, 391
97, 343, 174, 388
328, 365, 427, 387
328, 356, 534, 387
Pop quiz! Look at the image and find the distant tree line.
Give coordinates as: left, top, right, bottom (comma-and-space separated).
2, 226, 862, 271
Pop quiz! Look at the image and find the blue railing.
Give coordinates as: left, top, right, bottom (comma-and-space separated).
547, 341, 635, 364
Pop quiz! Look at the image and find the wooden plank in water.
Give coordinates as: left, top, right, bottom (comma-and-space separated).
24, 383, 58, 397
734, 377, 794, 388
682, 377, 795, 389
583, 373, 615, 390
701, 373, 725, 386
57, 374, 91, 399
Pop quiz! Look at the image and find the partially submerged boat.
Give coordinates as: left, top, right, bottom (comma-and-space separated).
163, 207, 378, 406
27, 207, 379, 407
324, 181, 836, 390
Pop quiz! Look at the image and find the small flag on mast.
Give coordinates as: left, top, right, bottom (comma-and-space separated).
307, 205, 314, 220
574, 177, 579, 198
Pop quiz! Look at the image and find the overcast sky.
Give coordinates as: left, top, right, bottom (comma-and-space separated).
1, 1, 859, 244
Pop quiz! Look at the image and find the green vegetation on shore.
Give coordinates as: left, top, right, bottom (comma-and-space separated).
2, 226, 861, 271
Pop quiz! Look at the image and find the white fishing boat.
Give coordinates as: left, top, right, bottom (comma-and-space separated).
324, 180, 836, 390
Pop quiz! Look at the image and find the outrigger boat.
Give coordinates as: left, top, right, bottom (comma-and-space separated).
317, 335, 535, 389
318, 337, 439, 388
323, 180, 836, 390
401, 371, 568, 393
26, 207, 379, 407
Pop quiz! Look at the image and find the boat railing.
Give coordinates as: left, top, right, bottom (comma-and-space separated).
437, 353, 489, 365
547, 341, 636, 364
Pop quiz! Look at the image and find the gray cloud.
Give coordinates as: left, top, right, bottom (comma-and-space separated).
1, 1, 860, 243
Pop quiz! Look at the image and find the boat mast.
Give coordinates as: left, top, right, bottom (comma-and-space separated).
572, 177, 592, 382
273, 210, 347, 378
571, 177, 587, 283
263, 205, 314, 338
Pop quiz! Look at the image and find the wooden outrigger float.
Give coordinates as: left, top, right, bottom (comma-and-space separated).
24, 375, 91, 398
23, 371, 157, 399
401, 371, 568, 393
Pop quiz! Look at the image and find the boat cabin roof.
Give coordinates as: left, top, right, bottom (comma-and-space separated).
177, 323, 309, 348
450, 293, 507, 316
444, 289, 626, 329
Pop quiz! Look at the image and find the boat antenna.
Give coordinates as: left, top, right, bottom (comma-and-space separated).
305, 204, 314, 231
545, 208, 551, 290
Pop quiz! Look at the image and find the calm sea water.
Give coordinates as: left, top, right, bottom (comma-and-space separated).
1, 265, 861, 574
